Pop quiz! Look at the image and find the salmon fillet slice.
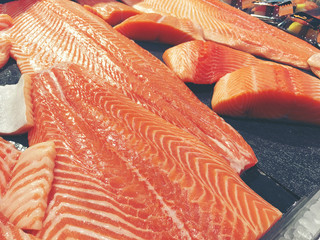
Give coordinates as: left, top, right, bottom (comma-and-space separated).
0, 141, 56, 231
307, 53, 320, 79
163, 40, 261, 84
0, 137, 20, 196
77, 0, 116, 5
211, 63, 320, 125
1, 0, 257, 173
0, 38, 11, 69
114, 13, 204, 44
81, 0, 141, 26
0, 14, 12, 30
28, 63, 281, 239
122, 0, 320, 69
0, 212, 41, 240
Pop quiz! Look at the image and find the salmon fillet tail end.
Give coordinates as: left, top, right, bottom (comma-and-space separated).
308, 53, 320, 78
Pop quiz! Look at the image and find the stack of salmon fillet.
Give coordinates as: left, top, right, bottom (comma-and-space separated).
2, 0, 320, 239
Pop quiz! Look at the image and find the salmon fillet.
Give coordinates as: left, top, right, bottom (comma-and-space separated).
114, 13, 204, 44
0, 141, 55, 231
0, 212, 41, 240
163, 40, 260, 84
81, 1, 141, 26
1, 0, 257, 173
211, 63, 320, 125
0, 137, 56, 232
28, 63, 282, 239
0, 14, 12, 30
0, 137, 20, 196
122, 0, 320, 69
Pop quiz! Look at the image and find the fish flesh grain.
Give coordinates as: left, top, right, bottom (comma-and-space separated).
81, 0, 141, 26
0, 137, 20, 196
0, 212, 41, 240
122, 0, 320, 70
0, 75, 33, 135
0, 137, 56, 231
76, 0, 116, 5
162, 40, 260, 84
307, 53, 320, 79
0, 14, 13, 30
0, 14, 12, 68
28, 63, 282, 240
211, 63, 320, 125
0, 38, 11, 69
0, 0, 257, 173
114, 12, 204, 45
0, 141, 56, 231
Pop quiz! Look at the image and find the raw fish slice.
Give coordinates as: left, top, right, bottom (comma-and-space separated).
0, 212, 41, 240
307, 53, 320, 78
0, 38, 11, 68
114, 13, 204, 44
0, 75, 33, 135
0, 137, 20, 196
83, 1, 141, 26
122, 0, 320, 69
2, 0, 257, 173
77, 0, 116, 5
211, 63, 320, 125
28, 64, 281, 239
163, 40, 260, 84
0, 14, 12, 30
0, 0, 36, 19
0, 141, 56, 231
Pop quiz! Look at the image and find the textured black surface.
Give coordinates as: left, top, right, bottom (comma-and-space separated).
225, 117, 320, 198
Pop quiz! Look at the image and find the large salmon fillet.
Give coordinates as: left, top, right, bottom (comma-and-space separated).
28, 63, 282, 239
0, 0, 257, 173
211, 63, 320, 125
122, 0, 320, 69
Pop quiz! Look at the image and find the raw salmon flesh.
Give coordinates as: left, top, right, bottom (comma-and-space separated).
0, 0, 257, 173
163, 40, 261, 84
114, 13, 204, 45
122, 0, 320, 69
27, 63, 281, 239
212, 63, 320, 125
81, 0, 141, 26
0, 137, 56, 234
0, 0, 290, 239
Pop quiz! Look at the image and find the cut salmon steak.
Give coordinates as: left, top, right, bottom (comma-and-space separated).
114, 12, 204, 45
0, 0, 257, 173
28, 63, 282, 240
122, 0, 320, 69
163, 40, 261, 84
211, 63, 320, 125
80, 0, 141, 26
